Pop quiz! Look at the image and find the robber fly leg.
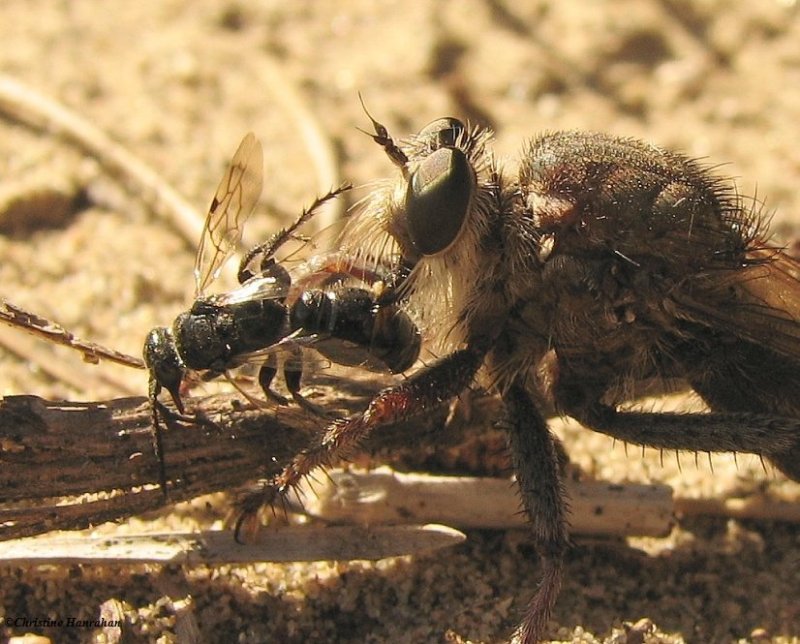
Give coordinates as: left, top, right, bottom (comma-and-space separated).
766, 443, 800, 481
573, 405, 800, 482
501, 383, 569, 644
235, 346, 485, 539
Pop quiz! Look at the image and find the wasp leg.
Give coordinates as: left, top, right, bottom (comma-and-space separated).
501, 383, 569, 644
257, 356, 290, 406
235, 346, 485, 539
574, 405, 800, 482
282, 361, 333, 418
237, 188, 349, 283
255, 351, 329, 416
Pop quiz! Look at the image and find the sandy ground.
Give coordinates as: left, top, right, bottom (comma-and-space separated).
0, 1, 798, 642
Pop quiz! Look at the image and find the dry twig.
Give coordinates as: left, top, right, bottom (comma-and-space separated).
0, 524, 465, 565
298, 467, 675, 537
2, 372, 797, 551
259, 56, 344, 232
0, 324, 139, 398
0, 299, 144, 370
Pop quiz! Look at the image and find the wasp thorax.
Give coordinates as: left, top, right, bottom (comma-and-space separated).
404, 146, 474, 256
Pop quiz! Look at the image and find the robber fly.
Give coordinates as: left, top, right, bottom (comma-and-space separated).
238, 115, 800, 643
143, 133, 420, 492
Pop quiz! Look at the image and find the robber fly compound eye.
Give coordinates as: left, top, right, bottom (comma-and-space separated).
405, 145, 475, 256
416, 117, 466, 151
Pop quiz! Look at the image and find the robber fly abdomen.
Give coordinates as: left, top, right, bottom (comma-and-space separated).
240, 113, 800, 643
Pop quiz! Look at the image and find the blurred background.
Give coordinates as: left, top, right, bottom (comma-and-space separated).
0, 1, 798, 642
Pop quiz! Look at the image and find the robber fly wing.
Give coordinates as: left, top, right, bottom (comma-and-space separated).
672, 247, 800, 361
194, 132, 264, 296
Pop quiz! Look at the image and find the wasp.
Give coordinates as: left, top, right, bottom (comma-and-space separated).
144, 133, 420, 493
238, 114, 800, 642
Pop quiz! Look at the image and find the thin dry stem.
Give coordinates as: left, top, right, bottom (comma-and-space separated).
0, 524, 465, 565
0, 299, 144, 370
3, 376, 796, 548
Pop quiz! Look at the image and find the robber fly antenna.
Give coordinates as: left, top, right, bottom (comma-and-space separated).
357, 93, 409, 173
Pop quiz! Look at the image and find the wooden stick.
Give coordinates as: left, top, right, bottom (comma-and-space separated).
0, 372, 452, 541
2, 379, 795, 546
297, 466, 675, 537
0, 524, 465, 565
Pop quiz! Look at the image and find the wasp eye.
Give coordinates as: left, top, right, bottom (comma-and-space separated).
417, 117, 465, 150
405, 146, 474, 256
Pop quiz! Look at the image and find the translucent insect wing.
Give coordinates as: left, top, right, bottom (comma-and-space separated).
194, 133, 264, 295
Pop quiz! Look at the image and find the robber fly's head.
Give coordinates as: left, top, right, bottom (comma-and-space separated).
143, 326, 186, 413
357, 105, 493, 265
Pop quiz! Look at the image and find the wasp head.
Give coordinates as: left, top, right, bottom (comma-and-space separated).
143, 326, 186, 413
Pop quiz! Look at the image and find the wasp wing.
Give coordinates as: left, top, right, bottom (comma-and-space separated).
194, 133, 264, 296
268, 329, 407, 374
221, 334, 327, 378
204, 272, 290, 308
207, 255, 333, 308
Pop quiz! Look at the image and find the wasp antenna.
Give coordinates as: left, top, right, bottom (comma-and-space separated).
149, 401, 168, 498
